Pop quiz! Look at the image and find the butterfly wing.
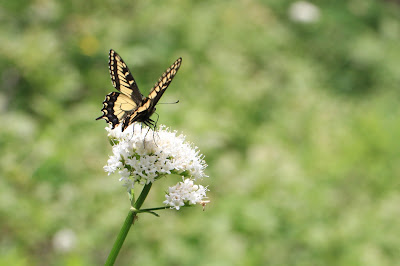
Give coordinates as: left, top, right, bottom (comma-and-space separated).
121, 57, 182, 130
97, 50, 143, 129
109, 49, 143, 104
96, 92, 139, 129
147, 57, 182, 110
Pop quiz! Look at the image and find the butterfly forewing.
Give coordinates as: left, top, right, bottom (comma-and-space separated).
148, 57, 182, 110
109, 50, 143, 104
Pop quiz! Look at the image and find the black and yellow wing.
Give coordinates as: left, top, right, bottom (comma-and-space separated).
108, 49, 143, 103
96, 50, 143, 128
96, 91, 139, 129
148, 57, 182, 110
122, 57, 183, 130
97, 50, 182, 131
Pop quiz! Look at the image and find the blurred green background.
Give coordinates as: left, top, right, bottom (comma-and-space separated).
1, 0, 400, 265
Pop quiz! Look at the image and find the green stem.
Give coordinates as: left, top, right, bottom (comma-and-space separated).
133, 183, 152, 209
137, 206, 169, 212
105, 183, 153, 266
104, 210, 135, 266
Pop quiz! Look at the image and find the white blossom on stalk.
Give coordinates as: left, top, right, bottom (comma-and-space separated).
103, 123, 209, 209
163, 178, 208, 210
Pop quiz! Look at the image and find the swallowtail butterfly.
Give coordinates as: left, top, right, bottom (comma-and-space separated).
96, 49, 182, 131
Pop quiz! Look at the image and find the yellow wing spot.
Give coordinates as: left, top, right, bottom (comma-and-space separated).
120, 80, 130, 88
149, 90, 157, 99
120, 102, 135, 111
118, 77, 129, 85
136, 101, 151, 112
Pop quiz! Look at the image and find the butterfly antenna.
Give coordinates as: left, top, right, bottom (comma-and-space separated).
157, 100, 180, 105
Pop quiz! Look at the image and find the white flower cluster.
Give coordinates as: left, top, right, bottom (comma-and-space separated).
103, 123, 209, 209
163, 178, 208, 210
288, 1, 320, 23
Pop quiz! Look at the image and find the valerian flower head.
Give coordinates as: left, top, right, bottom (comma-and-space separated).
104, 123, 209, 209
163, 178, 209, 210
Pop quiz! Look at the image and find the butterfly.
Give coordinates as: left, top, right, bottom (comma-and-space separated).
96, 49, 182, 131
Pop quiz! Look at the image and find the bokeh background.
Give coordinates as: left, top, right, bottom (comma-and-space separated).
1, 0, 400, 265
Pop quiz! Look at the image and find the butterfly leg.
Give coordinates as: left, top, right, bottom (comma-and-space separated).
142, 122, 152, 149
131, 122, 135, 136
152, 113, 161, 145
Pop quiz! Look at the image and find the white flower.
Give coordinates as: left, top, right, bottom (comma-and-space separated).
103, 123, 209, 209
52, 228, 76, 253
288, 1, 320, 23
163, 178, 209, 210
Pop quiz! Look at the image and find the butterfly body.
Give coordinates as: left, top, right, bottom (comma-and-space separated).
97, 49, 182, 131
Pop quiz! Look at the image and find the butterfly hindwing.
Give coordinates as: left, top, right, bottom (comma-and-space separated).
97, 49, 182, 131
96, 92, 139, 128
109, 50, 143, 104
